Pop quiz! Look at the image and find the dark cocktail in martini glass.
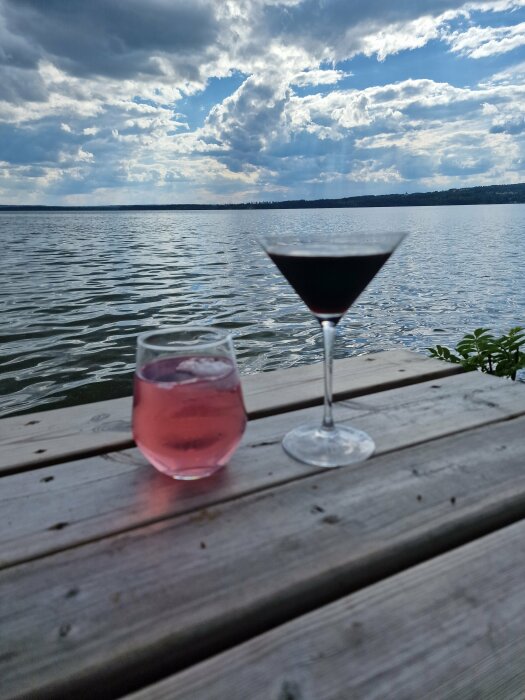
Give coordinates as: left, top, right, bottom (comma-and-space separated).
260, 231, 407, 467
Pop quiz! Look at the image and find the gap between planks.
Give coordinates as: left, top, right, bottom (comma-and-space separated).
0, 349, 461, 475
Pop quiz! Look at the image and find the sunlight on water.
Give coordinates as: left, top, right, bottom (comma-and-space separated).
1, 205, 524, 417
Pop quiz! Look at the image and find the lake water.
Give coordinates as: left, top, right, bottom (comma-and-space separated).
1, 204, 524, 418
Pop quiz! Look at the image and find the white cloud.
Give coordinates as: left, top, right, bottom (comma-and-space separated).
291, 69, 350, 86
286, 79, 473, 142
360, 15, 445, 61
201, 73, 292, 157
77, 148, 94, 162
445, 20, 525, 57
347, 161, 405, 184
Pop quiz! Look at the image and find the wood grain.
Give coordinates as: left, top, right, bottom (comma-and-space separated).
0, 349, 460, 473
2, 371, 523, 569
2, 413, 525, 699
125, 519, 525, 700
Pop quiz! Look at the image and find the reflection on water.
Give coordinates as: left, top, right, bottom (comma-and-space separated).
1, 205, 524, 417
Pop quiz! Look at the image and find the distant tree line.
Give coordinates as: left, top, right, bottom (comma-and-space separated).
2, 182, 525, 211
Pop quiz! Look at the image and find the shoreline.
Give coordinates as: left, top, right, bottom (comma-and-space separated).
2, 182, 525, 211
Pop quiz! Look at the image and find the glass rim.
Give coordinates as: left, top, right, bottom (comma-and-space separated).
259, 229, 408, 236
258, 230, 408, 255
137, 325, 232, 352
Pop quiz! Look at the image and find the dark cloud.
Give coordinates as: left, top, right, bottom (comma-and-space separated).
262, 0, 497, 55
1, 0, 220, 80
0, 65, 47, 102
0, 13, 39, 68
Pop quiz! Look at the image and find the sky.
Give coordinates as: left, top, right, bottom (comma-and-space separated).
1, 0, 525, 205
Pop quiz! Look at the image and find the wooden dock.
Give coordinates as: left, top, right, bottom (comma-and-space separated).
2, 349, 525, 699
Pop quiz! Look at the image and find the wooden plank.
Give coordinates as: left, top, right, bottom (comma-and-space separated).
2, 371, 524, 569
0, 349, 460, 473
126, 518, 525, 700
2, 414, 525, 699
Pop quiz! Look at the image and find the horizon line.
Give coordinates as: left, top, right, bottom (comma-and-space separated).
1, 181, 524, 211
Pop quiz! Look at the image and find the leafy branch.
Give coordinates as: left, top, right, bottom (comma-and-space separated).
428, 327, 525, 380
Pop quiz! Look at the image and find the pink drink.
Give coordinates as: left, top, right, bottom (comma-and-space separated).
133, 355, 246, 479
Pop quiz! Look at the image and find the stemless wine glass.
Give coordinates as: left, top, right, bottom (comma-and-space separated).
132, 326, 246, 480
260, 230, 407, 468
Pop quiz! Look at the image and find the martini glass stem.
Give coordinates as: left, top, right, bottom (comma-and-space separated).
320, 319, 337, 431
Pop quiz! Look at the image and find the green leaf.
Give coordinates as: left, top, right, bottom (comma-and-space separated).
428, 326, 525, 380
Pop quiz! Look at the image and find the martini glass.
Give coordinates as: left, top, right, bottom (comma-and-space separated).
260, 231, 407, 467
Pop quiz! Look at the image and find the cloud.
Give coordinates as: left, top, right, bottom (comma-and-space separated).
0, 0, 524, 204
359, 16, 445, 61
291, 69, 350, 86
444, 20, 525, 57
1, 0, 221, 81
490, 116, 525, 133
203, 75, 291, 158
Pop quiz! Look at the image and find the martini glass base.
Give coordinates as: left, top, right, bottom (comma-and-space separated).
282, 423, 375, 467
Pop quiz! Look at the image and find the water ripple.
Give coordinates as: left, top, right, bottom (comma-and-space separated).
1, 205, 524, 417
